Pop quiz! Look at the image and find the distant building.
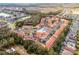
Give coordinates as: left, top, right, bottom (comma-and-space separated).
0, 13, 13, 18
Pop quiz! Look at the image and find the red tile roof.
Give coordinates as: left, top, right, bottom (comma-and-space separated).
46, 36, 55, 48
17, 32, 25, 38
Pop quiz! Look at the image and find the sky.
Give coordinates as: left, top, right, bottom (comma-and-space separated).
0, 3, 79, 7
0, 0, 79, 3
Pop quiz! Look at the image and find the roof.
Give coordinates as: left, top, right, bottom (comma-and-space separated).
46, 36, 55, 48
0, 21, 7, 28
0, 13, 12, 17
53, 30, 61, 38
61, 49, 73, 55
45, 19, 69, 48
37, 28, 48, 32
64, 46, 76, 53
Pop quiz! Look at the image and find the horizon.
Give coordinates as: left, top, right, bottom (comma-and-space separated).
0, 3, 79, 7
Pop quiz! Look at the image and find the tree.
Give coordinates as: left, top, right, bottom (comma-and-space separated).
35, 46, 49, 55
8, 37, 15, 44
12, 32, 23, 45
77, 41, 79, 45
52, 25, 70, 54
76, 45, 79, 49
0, 51, 8, 55
74, 30, 79, 55
48, 48, 54, 55
15, 21, 24, 28
14, 36, 23, 45
1, 39, 8, 46
23, 14, 41, 26
74, 50, 79, 55
52, 20, 56, 24
23, 40, 51, 55
76, 30, 79, 41
0, 37, 15, 47
27, 43, 38, 54
24, 40, 35, 49
0, 21, 12, 39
